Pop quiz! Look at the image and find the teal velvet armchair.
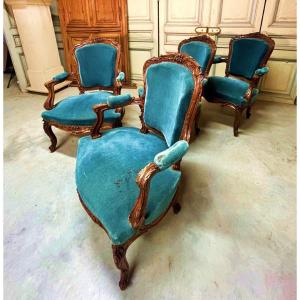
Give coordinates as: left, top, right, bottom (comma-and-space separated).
178, 35, 216, 133
203, 32, 275, 136
76, 54, 203, 290
41, 38, 125, 152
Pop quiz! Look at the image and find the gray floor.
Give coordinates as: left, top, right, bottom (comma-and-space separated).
4, 75, 296, 299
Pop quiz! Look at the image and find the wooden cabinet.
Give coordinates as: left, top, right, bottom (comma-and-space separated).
57, 0, 130, 84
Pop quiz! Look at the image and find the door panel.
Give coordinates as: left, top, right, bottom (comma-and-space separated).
91, 0, 120, 27
60, 0, 90, 27
261, 0, 296, 36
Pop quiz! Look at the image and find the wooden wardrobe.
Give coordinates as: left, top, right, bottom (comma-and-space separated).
57, 0, 130, 84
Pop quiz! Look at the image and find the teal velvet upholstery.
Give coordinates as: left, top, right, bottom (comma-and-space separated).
76, 127, 181, 245
228, 38, 269, 79
75, 43, 117, 87
138, 86, 144, 97
116, 72, 125, 81
53, 71, 69, 81
179, 41, 212, 73
144, 62, 194, 146
203, 76, 250, 106
42, 91, 120, 126
255, 66, 269, 76
107, 93, 132, 108
154, 140, 189, 170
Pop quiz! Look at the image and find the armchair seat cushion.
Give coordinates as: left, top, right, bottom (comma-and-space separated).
76, 127, 181, 245
41, 91, 121, 126
203, 76, 250, 106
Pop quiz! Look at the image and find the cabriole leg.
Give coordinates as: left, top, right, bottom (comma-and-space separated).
43, 121, 57, 152
112, 244, 130, 290
246, 106, 252, 119
233, 109, 242, 137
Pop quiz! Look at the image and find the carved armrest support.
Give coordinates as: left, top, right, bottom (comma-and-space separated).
244, 87, 259, 102
113, 71, 125, 95
44, 72, 74, 110
213, 55, 228, 64
91, 93, 134, 139
129, 141, 189, 230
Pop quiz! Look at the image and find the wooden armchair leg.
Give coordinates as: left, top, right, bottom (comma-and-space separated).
43, 121, 57, 152
233, 108, 242, 137
246, 106, 252, 119
112, 244, 130, 290
194, 102, 201, 135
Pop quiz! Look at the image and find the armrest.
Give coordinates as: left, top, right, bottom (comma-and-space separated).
44, 71, 73, 110
113, 72, 125, 95
254, 67, 269, 76
116, 72, 125, 82
129, 141, 189, 229
137, 86, 144, 97
91, 93, 134, 138
213, 55, 228, 64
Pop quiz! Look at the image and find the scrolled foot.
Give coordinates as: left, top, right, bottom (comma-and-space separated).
112, 245, 130, 290
173, 202, 181, 214
43, 121, 57, 152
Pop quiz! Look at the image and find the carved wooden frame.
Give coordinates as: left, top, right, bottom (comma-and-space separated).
42, 38, 125, 152
205, 32, 275, 137
78, 53, 203, 290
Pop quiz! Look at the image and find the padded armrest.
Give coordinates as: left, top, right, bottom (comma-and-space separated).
137, 86, 144, 97
116, 72, 125, 81
213, 55, 227, 64
52, 71, 69, 82
107, 93, 133, 108
154, 140, 189, 170
254, 67, 269, 76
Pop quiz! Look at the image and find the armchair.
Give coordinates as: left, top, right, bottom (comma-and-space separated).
41, 38, 125, 152
178, 35, 216, 133
75, 54, 203, 290
203, 32, 275, 136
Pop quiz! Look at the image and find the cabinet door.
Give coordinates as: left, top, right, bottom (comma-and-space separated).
90, 0, 120, 28
261, 0, 296, 36
127, 0, 158, 84
58, 0, 90, 28
210, 0, 265, 34
159, 0, 212, 54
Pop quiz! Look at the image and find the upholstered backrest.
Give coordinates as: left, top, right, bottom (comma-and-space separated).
75, 43, 117, 87
179, 41, 212, 73
228, 38, 270, 79
144, 62, 195, 147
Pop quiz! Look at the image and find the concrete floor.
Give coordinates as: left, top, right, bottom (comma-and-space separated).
4, 75, 296, 299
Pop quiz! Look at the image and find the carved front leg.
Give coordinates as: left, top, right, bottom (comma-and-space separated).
43, 121, 57, 152
246, 106, 252, 119
112, 244, 130, 290
233, 108, 242, 137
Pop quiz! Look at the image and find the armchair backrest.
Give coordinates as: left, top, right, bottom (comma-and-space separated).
226, 32, 275, 80
178, 35, 216, 76
142, 54, 203, 147
73, 38, 120, 89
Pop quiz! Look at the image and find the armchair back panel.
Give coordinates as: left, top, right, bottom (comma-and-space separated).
179, 42, 211, 74
144, 62, 195, 147
226, 34, 275, 80
74, 43, 117, 88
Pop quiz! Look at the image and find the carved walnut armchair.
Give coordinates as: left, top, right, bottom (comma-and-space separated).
75, 54, 203, 290
203, 32, 275, 136
178, 35, 216, 133
41, 38, 125, 152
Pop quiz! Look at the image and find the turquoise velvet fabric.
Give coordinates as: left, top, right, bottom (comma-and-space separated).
138, 86, 144, 97
203, 76, 250, 106
255, 66, 269, 76
75, 43, 117, 87
76, 127, 181, 245
42, 91, 120, 126
107, 93, 132, 108
213, 55, 227, 64
154, 140, 189, 170
179, 41, 211, 73
53, 71, 69, 81
144, 62, 194, 147
228, 38, 269, 79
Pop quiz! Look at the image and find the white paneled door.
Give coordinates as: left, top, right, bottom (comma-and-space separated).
127, 0, 158, 84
